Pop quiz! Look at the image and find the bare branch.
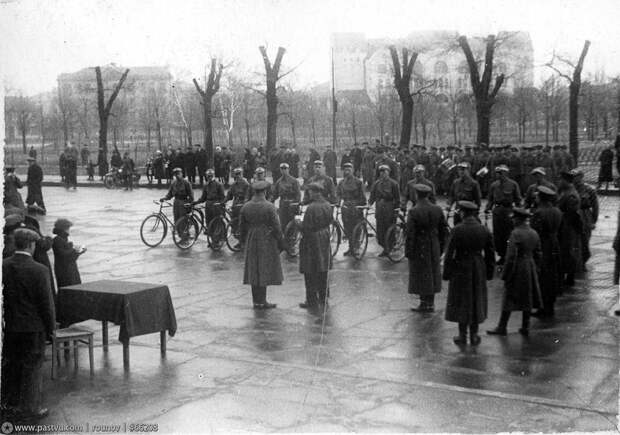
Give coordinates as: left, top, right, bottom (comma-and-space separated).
277, 58, 305, 81
104, 69, 130, 114
411, 79, 437, 97
490, 74, 505, 98
545, 62, 573, 83
192, 78, 205, 97
555, 54, 576, 69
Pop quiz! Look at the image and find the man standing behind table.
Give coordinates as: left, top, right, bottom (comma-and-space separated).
369, 164, 400, 257
239, 181, 283, 309
406, 184, 449, 313
26, 157, 46, 214
336, 162, 366, 256
298, 183, 333, 310
484, 165, 522, 265
1, 229, 55, 421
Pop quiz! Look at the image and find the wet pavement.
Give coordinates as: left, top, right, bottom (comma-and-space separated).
20, 186, 620, 432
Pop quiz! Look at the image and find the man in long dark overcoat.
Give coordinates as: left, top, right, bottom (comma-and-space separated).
488, 208, 542, 337
298, 183, 333, 310
239, 181, 283, 309
574, 169, 599, 266
406, 184, 449, 313
369, 165, 400, 257
556, 170, 583, 287
443, 201, 495, 345
530, 186, 562, 318
2, 228, 55, 420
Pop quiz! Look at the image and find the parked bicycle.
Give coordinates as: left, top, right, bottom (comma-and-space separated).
284, 203, 341, 258
139, 200, 177, 247
173, 202, 241, 252
349, 206, 377, 260
330, 205, 343, 257
384, 208, 407, 263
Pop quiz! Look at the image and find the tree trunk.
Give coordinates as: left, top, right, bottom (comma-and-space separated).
245, 118, 251, 147
266, 87, 278, 154
351, 108, 357, 144
21, 127, 27, 154
476, 102, 491, 146
311, 115, 317, 146
400, 97, 413, 147
156, 120, 162, 150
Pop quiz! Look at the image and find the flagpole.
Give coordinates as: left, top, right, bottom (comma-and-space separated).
331, 47, 337, 151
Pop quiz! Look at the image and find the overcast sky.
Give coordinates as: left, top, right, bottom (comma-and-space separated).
1, 0, 619, 95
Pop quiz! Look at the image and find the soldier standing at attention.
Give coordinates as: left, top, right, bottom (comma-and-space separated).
273, 162, 301, 232
485, 165, 522, 265
302, 160, 336, 205
336, 162, 366, 256
192, 169, 225, 229
226, 167, 250, 248
443, 201, 495, 346
402, 164, 436, 210
445, 162, 481, 226
406, 184, 449, 313
247, 167, 273, 202
369, 165, 400, 257
557, 170, 583, 287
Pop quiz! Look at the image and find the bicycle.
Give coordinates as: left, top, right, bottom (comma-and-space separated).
384, 208, 407, 263
283, 203, 305, 257
206, 204, 243, 252
139, 200, 176, 247
349, 206, 377, 260
330, 205, 343, 258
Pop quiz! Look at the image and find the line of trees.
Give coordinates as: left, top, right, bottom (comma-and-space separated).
5, 38, 618, 163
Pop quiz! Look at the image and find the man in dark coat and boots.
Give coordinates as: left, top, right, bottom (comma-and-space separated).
369, 165, 400, 257
573, 169, 599, 267
557, 170, 583, 287
195, 145, 208, 185
52, 219, 86, 290
485, 164, 522, 265
445, 162, 481, 226
161, 168, 194, 225
336, 162, 366, 255
530, 186, 562, 318
487, 208, 542, 337
406, 184, 449, 313
299, 183, 333, 310
597, 144, 614, 191
273, 162, 301, 232
26, 157, 45, 214
153, 150, 166, 186
2, 228, 55, 421
444, 201, 495, 345
239, 180, 283, 309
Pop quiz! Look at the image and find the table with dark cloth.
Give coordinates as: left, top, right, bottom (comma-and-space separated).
58, 280, 177, 369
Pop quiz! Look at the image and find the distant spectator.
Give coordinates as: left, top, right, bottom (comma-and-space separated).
28, 146, 37, 159
4, 167, 25, 211
80, 145, 90, 166
26, 157, 45, 214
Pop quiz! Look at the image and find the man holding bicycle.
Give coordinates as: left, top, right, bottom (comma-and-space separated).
337, 162, 366, 256
227, 167, 250, 228
369, 164, 400, 257
273, 162, 301, 231
192, 169, 226, 228
160, 167, 193, 224
445, 162, 482, 226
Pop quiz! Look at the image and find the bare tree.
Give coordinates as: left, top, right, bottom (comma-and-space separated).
546, 40, 590, 159
95, 66, 130, 160
458, 34, 505, 145
259, 46, 286, 155
56, 86, 74, 147
12, 96, 35, 154
389, 46, 419, 146
193, 58, 223, 165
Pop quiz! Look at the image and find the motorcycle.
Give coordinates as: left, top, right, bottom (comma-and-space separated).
103, 167, 141, 189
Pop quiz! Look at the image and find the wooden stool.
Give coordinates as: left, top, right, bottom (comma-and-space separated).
51, 327, 94, 379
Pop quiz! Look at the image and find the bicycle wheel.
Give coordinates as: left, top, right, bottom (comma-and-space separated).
284, 220, 301, 257
226, 218, 243, 252
330, 221, 342, 258
385, 224, 406, 263
207, 217, 227, 251
103, 175, 115, 189
350, 222, 368, 260
173, 215, 199, 250
140, 214, 168, 247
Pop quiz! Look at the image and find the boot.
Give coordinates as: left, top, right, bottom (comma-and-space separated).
469, 323, 481, 346
453, 323, 467, 345
518, 311, 530, 336
487, 311, 510, 336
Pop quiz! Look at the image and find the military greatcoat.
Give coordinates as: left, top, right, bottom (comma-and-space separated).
405, 198, 449, 296
443, 216, 495, 325
299, 197, 333, 274
240, 197, 283, 287
557, 186, 583, 276
531, 203, 562, 311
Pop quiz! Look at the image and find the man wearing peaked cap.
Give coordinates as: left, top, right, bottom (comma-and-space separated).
239, 176, 283, 310
160, 166, 194, 225
530, 184, 563, 318
337, 162, 366, 255
406, 180, 449, 313
573, 168, 598, 267
485, 162, 522, 265
487, 203, 542, 337
303, 159, 336, 205
524, 167, 557, 210
446, 161, 481, 226
444, 197, 495, 345
248, 167, 273, 202
226, 167, 250, 243
556, 168, 582, 287
273, 161, 301, 231
402, 165, 436, 210
369, 163, 400, 257
192, 168, 226, 234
